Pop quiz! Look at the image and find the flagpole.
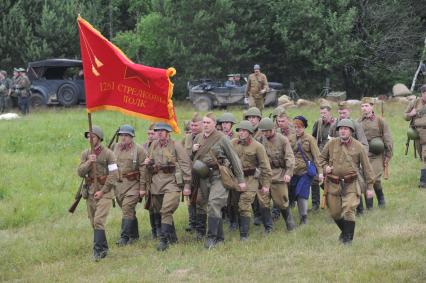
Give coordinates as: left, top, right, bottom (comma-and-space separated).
87, 113, 98, 188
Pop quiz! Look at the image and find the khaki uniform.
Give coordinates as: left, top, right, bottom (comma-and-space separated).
292, 133, 322, 176
329, 119, 369, 153
312, 118, 335, 152
113, 142, 147, 219
404, 98, 426, 167
231, 137, 272, 216
0, 78, 11, 113
258, 132, 295, 210
77, 146, 118, 230
146, 139, 192, 225
277, 124, 296, 146
245, 73, 269, 111
12, 74, 31, 115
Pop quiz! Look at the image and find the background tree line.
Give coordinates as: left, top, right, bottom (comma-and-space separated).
0, 0, 425, 98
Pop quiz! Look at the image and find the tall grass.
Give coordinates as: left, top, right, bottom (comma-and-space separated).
0, 102, 425, 282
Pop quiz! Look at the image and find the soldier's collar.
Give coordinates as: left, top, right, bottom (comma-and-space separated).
119, 141, 133, 151
238, 136, 252, 145
94, 144, 103, 156
340, 137, 352, 146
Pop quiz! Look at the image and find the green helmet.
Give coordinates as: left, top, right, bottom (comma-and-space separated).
258, 117, 274, 131
407, 127, 419, 140
244, 107, 262, 119
84, 125, 104, 141
336, 119, 354, 132
118, 124, 135, 137
369, 137, 385, 155
271, 106, 286, 119
219, 112, 236, 124
154, 122, 172, 132
236, 120, 254, 134
192, 160, 209, 178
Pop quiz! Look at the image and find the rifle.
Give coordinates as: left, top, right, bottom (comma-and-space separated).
68, 178, 85, 213
144, 191, 152, 210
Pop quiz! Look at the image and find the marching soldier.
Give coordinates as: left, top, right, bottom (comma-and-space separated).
192, 113, 245, 248
77, 126, 118, 261
11, 68, 31, 115
311, 100, 335, 211
144, 123, 192, 251
404, 84, 426, 188
244, 64, 269, 112
359, 97, 393, 208
231, 120, 272, 238
258, 118, 296, 231
113, 125, 147, 246
181, 113, 203, 232
275, 110, 297, 146
319, 119, 375, 244
290, 116, 323, 224
219, 112, 237, 140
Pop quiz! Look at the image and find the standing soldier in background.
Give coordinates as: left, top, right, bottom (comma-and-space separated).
144, 123, 192, 251
11, 68, 31, 115
245, 64, 269, 112
0, 70, 11, 113
359, 97, 393, 208
181, 113, 203, 233
231, 120, 272, 238
258, 118, 296, 231
192, 113, 245, 248
143, 123, 160, 239
113, 125, 147, 246
319, 119, 375, 244
77, 126, 118, 261
404, 84, 426, 189
329, 101, 369, 213
311, 101, 335, 211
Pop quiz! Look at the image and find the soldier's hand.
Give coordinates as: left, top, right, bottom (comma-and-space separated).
409, 108, 417, 117
143, 157, 151, 165
260, 187, 269, 194
366, 190, 374, 199
139, 190, 147, 198
325, 166, 333, 174
238, 182, 246, 192
283, 175, 291, 183
183, 184, 191, 196
193, 144, 200, 152
88, 154, 97, 162
318, 173, 324, 182
94, 191, 103, 199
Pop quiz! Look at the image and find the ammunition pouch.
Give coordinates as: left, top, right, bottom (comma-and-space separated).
122, 171, 140, 181
85, 175, 108, 186
150, 164, 176, 175
243, 168, 256, 177
270, 159, 283, 169
81, 183, 89, 199
327, 173, 357, 185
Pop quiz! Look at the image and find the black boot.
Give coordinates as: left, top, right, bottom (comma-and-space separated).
195, 213, 207, 241
186, 204, 197, 232
356, 196, 364, 216
311, 184, 320, 211
334, 218, 344, 242
300, 215, 307, 225
169, 222, 178, 244
281, 207, 296, 231
342, 220, 355, 245
204, 217, 221, 249
149, 212, 157, 239
217, 219, 224, 244
419, 169, 426, 189
239, 216, 250, 241
252, 198, 262, 226
157, 223, 172, 251
365, 194, 373, 210
116, 218, 131, 246
127, 217, 139, 244
271, 204, 281, 222
228, 206, 239, 231
94, 229, 108, 261
261, 207, 273, 233
374, 181, 386, 208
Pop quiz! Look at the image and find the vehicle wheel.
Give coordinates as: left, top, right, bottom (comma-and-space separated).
30, 92, 46, 108
193, 95, 213, 111
58, 83, 78, 107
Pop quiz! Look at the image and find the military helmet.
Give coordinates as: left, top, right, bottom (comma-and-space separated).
84, 125, 104, 141
236, 120, 254, 134
258, 117, 274, 131
192, 160, 209, 178
271, 106, 286, 119
220, 112, 236, 124
369, 137, 385, 155
244, 107, 262, 119
336, 119, 355, 132
407, 127, 420, 140
118, 124, 135, 137
154, 122, 172, 132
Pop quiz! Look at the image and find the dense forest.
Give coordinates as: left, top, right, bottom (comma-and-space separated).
0, 0, 425, 98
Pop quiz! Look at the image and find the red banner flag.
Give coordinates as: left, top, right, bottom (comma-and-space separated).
77, 16, 179, 133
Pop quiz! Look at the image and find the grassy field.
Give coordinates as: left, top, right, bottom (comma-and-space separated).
0, 101, 425, 282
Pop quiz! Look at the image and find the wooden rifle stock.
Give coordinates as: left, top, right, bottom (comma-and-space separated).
69, 178, 84, 213
383, 163, 389, 180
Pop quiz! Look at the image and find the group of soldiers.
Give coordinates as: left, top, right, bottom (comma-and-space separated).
0, 67, 31, 115
78, 92, 398, 261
